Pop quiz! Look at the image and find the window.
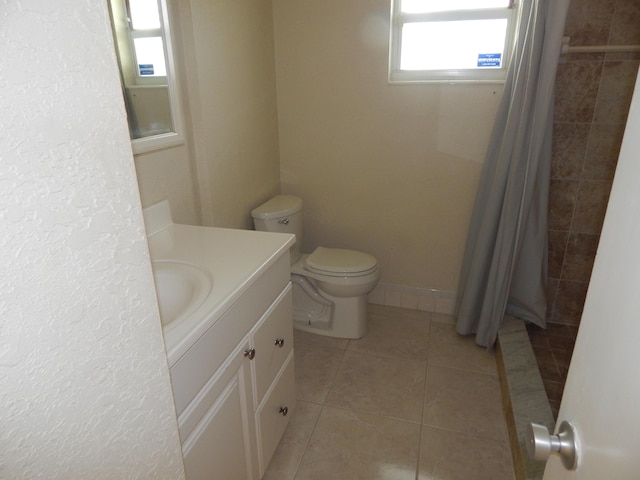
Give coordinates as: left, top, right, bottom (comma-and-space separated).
389, 0, 517, 83
128, 0, 167, 78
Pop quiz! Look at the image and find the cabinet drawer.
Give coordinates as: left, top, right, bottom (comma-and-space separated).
256, 352, 296, 477
251, 285, 293, 405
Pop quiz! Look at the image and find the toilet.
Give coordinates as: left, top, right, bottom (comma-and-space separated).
251, 195, 380, 339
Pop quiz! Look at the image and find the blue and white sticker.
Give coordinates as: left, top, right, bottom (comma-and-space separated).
139, 64, 154, 75
477, 53, 502, 68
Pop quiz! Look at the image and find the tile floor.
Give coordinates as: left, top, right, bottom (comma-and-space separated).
263, 304, 515, 480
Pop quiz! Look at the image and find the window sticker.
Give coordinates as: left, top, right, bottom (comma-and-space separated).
139, 64, 155, 75
477, 53, 502, 67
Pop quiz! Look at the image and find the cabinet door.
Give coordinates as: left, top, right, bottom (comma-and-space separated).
252, 286, 293, 405
181, 344, 257, 480
257, 352, 296, 476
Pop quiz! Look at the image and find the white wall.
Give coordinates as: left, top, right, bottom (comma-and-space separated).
133, 0, 201, 227
0, 2, 185, 477
175, 0, 282, 230
273, 0, 502, 294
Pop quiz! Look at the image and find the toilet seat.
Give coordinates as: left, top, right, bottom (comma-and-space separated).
305, 247, 378, 277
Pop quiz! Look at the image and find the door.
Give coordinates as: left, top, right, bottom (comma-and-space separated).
542, 70, 640, 478
181, 340, 258, 480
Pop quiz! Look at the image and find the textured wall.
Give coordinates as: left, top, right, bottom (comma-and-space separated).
0, 2, 185, 478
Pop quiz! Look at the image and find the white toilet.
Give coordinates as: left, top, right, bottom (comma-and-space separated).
251, 195, 380, 339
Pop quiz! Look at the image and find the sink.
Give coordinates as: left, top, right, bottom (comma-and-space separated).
152, 261, 213, 328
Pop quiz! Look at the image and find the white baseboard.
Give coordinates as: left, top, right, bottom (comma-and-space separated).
368, 283, 456, 315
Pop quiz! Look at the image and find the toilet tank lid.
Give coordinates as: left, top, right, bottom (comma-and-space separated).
251, 195, 302, 220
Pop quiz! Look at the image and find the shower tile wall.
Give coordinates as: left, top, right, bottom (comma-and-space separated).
537, 0, 640, 414
548, 0, 640, 326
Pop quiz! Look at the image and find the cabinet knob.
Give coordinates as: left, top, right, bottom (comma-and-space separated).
244, 347, 256, 360
279, 406, 288, 416
274, 338, 285, 348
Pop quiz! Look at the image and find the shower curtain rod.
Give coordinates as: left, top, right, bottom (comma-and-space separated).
561, 36, 640, 54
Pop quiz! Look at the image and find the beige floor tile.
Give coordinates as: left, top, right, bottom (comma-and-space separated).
295, 406, 420, 480
368, 303, 432, 322
348, 309, 431, 361
418, 426, 514, 480
326, 350, 426, 422
263, 401, 322, 480
423, 365, 507, 441
295, 343, 345, 403
294, 329, 350, 350
431, 312, 456, 325
428, 322, 497, 374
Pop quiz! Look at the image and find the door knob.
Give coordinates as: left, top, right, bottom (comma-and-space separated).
527, 420, 578, 470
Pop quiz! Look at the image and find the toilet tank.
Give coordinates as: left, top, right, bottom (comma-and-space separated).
251, 195, 303, 263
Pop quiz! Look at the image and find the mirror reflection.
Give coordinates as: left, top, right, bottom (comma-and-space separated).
108, 0, 174, 140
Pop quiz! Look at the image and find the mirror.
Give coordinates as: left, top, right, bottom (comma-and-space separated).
108, 0, 184, 154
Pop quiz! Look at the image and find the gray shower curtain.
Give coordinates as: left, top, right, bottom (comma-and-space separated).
455, 0, 570, 347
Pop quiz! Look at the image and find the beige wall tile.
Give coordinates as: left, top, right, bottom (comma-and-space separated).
571, 180, 612, 234
610, 0, 640, 45
551, 123, 590, 180
593, 61, 640, 125
561, 233, 600, 282
564, 0, 615, 46
548, 179, 579, 231
554, 61, 603, 123
548, 230, 569, 279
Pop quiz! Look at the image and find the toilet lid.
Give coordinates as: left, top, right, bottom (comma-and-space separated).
306, 247, 378, 276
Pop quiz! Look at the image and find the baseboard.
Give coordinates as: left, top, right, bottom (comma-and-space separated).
367, 283, 456, 315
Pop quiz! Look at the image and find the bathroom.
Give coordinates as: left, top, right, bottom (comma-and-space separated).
2, 0, 640, 478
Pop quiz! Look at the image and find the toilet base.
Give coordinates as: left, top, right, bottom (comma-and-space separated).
292, 279, 368, 339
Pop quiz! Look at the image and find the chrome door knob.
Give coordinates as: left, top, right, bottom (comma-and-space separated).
243, 347, 256, 360
527, 421, 578, 470
274, 338, 285, 348
279, 406, 288, 416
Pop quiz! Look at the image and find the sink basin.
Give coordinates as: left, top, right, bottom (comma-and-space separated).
152, 261, 213, 328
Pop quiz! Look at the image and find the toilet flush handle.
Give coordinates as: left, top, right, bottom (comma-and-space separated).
278, 218, 289, 225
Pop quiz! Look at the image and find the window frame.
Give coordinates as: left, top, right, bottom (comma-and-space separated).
389, 0, 519, 84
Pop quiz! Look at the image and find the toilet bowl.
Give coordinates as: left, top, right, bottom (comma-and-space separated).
251, 195, 380, 339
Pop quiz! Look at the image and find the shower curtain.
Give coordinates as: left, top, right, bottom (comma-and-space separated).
455, 0, 570, 347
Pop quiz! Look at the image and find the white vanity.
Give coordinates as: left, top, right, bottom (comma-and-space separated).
144, 201, 296, 479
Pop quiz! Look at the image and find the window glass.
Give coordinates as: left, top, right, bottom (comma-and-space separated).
400, 19, 508, 70
134, 37, 167, 76
129, 0, 161, 30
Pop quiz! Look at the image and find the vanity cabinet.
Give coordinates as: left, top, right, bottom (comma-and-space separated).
170, 253, 295, 480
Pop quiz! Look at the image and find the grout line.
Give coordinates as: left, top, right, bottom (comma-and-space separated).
414, 318, 434, 480
291, 401, 325, 479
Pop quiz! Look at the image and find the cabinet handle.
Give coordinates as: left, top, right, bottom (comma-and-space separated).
274, 338, 285, 348
244, 347, 256, 360
279, 406, 288, 416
